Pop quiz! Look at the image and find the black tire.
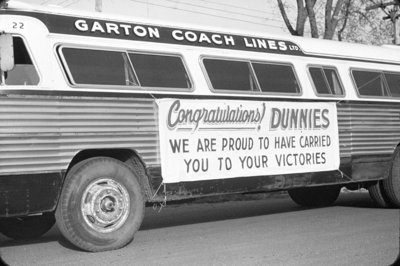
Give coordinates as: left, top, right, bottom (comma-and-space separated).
382, 149, 400, 208
55, 157, 145, 252
368, 181, 389, 208
0, 212, 55, 240
288, 186, 341, 207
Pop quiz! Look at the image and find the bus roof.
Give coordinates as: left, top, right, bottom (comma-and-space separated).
3, 0, 400, 64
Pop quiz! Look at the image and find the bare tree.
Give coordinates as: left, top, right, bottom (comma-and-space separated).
324, 0, 346, 39
277, 0, 349, 39
277, 0, 311, 36
337, 0, 352, 41
339, 0, 393, 45
306, 0, 319, 37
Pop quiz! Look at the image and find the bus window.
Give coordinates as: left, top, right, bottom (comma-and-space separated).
60, 48, 138, 86
309, 66, 344, 96
203, 58, 258, 92
129, 53, 191, 89
3, 37, 39, 85
352, 70, 388, 97
252, 62, 299, 94
384, 72, 400, 97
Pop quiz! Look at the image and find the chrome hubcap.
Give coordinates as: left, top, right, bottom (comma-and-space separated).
81, 178, 130, 233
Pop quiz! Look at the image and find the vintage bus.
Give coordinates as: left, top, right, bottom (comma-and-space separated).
0, 1, 399, 252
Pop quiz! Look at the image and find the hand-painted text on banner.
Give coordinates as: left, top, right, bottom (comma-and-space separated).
157, 99, 340, 183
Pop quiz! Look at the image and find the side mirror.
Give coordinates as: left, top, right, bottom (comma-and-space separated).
0, 33, 14, 71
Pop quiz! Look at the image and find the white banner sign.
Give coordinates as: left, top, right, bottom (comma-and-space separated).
157, 99, 340, 183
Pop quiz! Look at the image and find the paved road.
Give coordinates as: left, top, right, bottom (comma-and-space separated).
0, 192, 398, 266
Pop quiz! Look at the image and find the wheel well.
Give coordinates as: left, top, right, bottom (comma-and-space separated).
66, 149, 153, 200
69, 149, 137, 168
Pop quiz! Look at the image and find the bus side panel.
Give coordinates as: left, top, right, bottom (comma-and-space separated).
1, 93, 400, 213
346, 101, 400, 180
337, 103, 352, 160
349, 102, 400, 158
0, 93, 160, 216
148, 168, 347, 201
0, 93, 160, 175
0, 173, 62, 217
2, 95, 397, 181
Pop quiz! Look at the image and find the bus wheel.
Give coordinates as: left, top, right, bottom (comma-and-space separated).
382, 150, 400, 208
368, 181, 389, 207
288, 186, 340, 207
0, 212, 55, 240
55, 157, 145, 252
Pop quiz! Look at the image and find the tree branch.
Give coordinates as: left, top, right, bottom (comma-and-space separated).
331, 0, 346, 30
338, 0, 352, 41
324, 0, 346, 39
295, 0, 308, 36
277, 0, 299, 35
305, 0, 319, 38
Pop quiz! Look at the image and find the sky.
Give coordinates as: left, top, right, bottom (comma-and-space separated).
23, 0, 289, 34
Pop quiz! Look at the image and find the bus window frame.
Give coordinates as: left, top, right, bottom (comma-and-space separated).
57, 45, 138, 89
350, 67, 396, 99
200, 55, 260, 94
250, 59, 302, 96
200, 55, 303, 97
382, 70, 400, 98
57, 44, 194, 92
127, 50, 194, 91
307, 64, 345, 98
2, 34, 42, 87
